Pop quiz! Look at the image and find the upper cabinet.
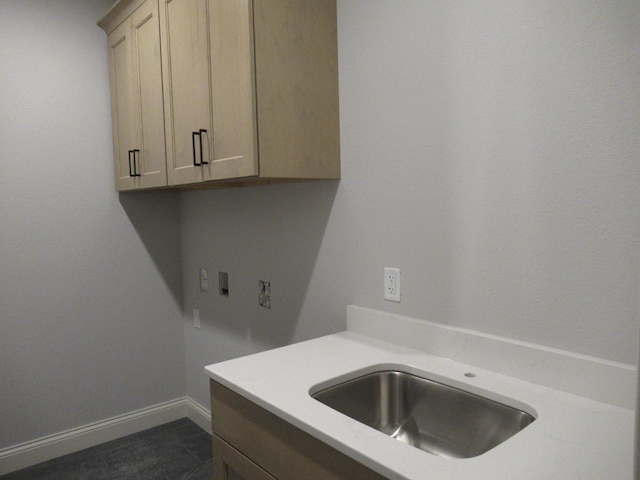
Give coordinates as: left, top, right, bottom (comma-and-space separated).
98, 0, 340, 191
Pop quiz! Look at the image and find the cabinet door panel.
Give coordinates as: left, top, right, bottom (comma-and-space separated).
107, 21, 136, 191
206, 0, 258, 181
213, 435, 277, 480
161, 0, 211, 185
131, 0, 167, 188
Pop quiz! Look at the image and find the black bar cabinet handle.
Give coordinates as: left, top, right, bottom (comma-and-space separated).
133, 149, 141, 177
128, 150, 134, 177
199, 129, 208, 165
192, 131, 201, 166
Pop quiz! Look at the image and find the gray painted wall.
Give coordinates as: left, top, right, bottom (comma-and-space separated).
0, 0, 184, 449
181, 0, 640, 408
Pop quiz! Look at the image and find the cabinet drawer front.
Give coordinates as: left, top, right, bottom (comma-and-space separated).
210, 380, 387, 480
213, 435, 277, 480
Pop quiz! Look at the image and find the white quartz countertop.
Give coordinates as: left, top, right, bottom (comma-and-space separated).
204, 331, 634, 480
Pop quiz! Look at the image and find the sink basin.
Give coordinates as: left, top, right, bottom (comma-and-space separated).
311, 370, 535, 459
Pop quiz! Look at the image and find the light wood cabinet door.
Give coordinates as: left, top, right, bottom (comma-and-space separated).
160, 0, 211, 186
130, 0, 167, 189
106, 0, 166, 191
205, 0, 258, 182
107, 19, 136, 191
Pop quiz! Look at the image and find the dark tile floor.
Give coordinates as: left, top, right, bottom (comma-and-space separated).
0, 418, 213, 480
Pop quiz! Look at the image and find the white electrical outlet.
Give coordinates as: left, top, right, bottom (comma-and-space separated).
199, 268, 208, 292
193, 308, 201, 329
384, 267, 401, 302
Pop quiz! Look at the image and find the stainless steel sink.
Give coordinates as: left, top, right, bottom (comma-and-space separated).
311, 370, 535, 459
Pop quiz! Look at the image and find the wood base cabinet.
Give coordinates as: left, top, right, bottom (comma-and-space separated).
99, 0, 340, 191
210, 380, 387, 480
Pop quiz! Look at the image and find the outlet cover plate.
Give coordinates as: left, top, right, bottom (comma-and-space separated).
384, 267, 401, 302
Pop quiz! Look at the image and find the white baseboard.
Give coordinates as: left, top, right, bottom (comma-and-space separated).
0, 397, 211, 476
185, 397, 212, 434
